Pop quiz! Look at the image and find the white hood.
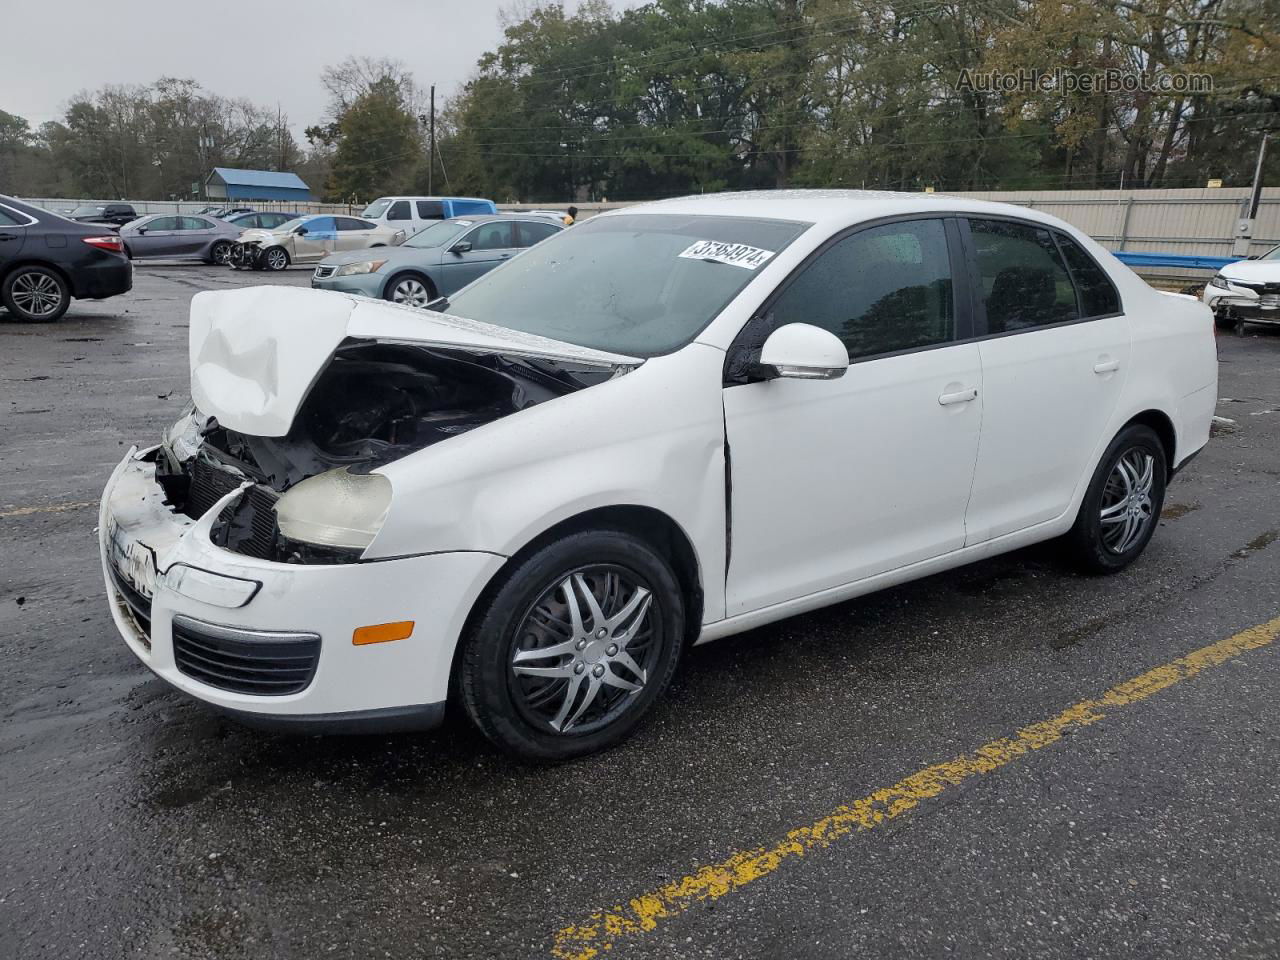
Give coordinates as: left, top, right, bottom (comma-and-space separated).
189, 286, 638, 437
1219, 259, 1280, 284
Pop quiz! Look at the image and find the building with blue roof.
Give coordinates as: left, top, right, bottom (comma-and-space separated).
203, 167, 313, 203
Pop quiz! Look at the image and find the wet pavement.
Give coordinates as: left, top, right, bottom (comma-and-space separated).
3, 264, 1279, 959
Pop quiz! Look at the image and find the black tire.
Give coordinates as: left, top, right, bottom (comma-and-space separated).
1064, 424, 1167, 574
1, 265, 70, 322
460, 529, 684, 762
1214, 314, 1240, 331
384, 272, 435, 308
262, 247, 290, 271
208, 240, 233, 266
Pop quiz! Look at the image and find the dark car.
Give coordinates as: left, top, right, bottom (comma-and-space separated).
0, 195, 132, 322
67, 203, 139, 229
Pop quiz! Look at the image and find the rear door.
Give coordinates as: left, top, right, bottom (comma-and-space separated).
438, 220, 516, 292
0, 204, 29, 268
177, 216, 216, 255
334, 216, 380, 252
960, 218, 1129, 543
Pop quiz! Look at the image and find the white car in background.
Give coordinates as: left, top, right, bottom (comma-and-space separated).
100, 191, 1216, 761
1202, 243, 1280, 332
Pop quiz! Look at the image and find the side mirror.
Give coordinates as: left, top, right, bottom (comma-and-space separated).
136, 227, 148, 235
450, 240, 472, 254
295, 226, 308, 236
756, 323, 849, 381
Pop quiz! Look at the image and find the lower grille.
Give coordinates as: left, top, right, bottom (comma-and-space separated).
172, 616, 320, 696
313, 265, 336, 280
109, 564, 153, 645
185, 458, 245, 519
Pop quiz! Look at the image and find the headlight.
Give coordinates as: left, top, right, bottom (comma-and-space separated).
334, 259, 388, 277
274, 468, 391, 550
1209, 274, 1230, 289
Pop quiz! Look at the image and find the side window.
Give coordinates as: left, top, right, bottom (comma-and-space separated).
386, 200, 411, 221
336, 217, 375, 231
968, 219, 1080, 332
416, 200, 445, 220
517, 221, 560, 247
0, 208, 23, 226
148, 216, 181, 231
453, 200, 494, 216
305, 217, 336, 233
767, 218, 955, 359
467, 221, 514, 251
179, 216, 211, 230
1055, 233, 1121, 317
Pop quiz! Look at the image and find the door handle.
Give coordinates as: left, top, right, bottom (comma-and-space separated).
938, 387, 978, 405
0, 233, 16, 241
1093, 358, 1120, 374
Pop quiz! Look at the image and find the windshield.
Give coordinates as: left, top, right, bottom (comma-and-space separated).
404, 219, 473, 249
71, 205, 105, 216
444, 214, 809, 356
361, 199, 392, 218
1260, 243, 1280, 261
275, 217, 307, 233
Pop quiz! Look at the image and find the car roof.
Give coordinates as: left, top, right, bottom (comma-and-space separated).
448, 213, 559, 225
612, 189, 1072, 230
373, 195, 493, 202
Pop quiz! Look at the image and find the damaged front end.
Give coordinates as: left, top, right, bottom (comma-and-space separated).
157, 339, 616, 564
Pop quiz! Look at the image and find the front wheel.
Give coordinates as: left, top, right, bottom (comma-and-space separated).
2, 265, 70, 322
1064, 424, 1167, 574
386, 273, 433, 308
262, 247, 290, 271
460, 530, 684, 762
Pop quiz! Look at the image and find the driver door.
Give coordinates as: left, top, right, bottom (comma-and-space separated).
439, 221, 516, 290
722, 217, 984, 616
292, 216, 337, 262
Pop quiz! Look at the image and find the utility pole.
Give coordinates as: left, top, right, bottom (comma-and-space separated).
428, 84, 436, 195
1235, 132, 1269, 256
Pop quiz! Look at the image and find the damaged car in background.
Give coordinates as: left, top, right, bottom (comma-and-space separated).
101, 194, 1216, 761
229, 214, 405, 271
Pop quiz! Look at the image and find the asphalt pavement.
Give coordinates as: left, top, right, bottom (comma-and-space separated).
2, 263, 1279, 960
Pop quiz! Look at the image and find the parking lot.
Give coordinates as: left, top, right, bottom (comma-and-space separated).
3, 262, 1280, 959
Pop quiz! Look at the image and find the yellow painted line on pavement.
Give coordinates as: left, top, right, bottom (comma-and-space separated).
551, 616, 1280, 959
0, 500, 97, 519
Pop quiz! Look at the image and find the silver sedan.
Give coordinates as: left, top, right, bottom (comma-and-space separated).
118, 215, 245, 265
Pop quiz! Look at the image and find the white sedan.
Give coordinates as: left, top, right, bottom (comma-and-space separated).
1202, 242, 1280, 332
100, 191, 1217, 761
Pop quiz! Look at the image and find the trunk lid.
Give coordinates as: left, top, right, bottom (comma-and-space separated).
189, 286, 638, 436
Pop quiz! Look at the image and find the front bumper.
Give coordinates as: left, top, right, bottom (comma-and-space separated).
310, 268, 385, 298
228, 242, 264, 268
1204, 288, 1280, 324
100, 447, 505, 731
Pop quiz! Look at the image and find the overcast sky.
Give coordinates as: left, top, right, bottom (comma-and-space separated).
6, 0, 601, 136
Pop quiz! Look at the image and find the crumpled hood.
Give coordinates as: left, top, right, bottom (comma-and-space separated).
188, 286, 639, 437
236, 228, 279, 245
1219, 259, 1280, 285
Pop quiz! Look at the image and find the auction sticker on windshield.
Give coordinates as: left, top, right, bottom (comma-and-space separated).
678, 239, 775, 270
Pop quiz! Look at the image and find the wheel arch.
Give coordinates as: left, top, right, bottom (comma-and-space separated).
1, 258, 76, 297
1120, 408, 1177, 472
450, 504, 706, 695
382, 268, 437, 301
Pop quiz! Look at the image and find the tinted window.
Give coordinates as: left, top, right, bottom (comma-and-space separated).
386, 201, 411, 221
1055, 233, 1121, 317
147, 216, 181, 231
260, 213, 288, 228
0, 208, 23, 226
466, 221, 515, 251
417, 200, 445, 219
518, 220, 560, 247
969, 219, 1079, 332
767, 219, 955, 359
304, 217, 336, 233
452, 200, 494, 215
179, 216, 211, 230
336, 217, 376, 231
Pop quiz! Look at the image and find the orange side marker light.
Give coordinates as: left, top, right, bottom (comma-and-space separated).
353, 621, 415, 646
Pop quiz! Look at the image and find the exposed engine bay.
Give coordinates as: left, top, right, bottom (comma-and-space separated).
154, 339, 612, 563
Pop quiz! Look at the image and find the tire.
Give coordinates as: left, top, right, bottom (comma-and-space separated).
460, 529, 685, 762
385, 272, 434, 308
208, 240, 233, 266
2, 265, 70, 322
1063, 424, 1167, 574
262, 247, 290, 271
1214, 314, 1240, 331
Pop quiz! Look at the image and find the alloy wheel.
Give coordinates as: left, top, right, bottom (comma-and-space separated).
211, 242, 232, 265
392, 278, 430, 308
10, 271, 64, 318
266, 248, 288, 270
1099, 448, 1155, 553
510, 567, 659, 734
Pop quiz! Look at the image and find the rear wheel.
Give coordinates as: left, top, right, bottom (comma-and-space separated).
460, 530, 684, 762
2, 266, 70, 322
1064, 424, 1167, 574
263, 247, 290, 271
